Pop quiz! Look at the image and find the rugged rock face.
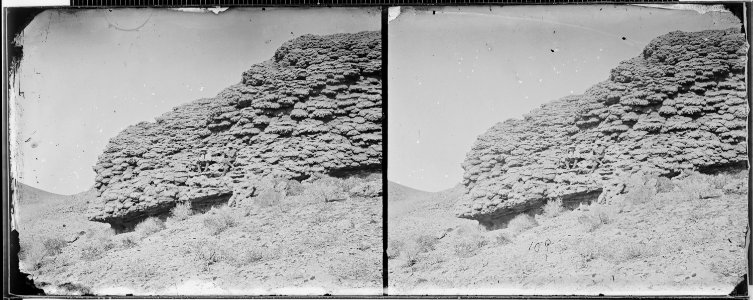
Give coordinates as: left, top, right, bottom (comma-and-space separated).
88, 31, 382, 228
457, 29, 748, 227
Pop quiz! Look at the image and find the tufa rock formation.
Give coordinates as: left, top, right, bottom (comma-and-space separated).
88, 31, 382, 229
457, 29, 748, 228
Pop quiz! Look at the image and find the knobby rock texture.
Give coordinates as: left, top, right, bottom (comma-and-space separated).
88, 32, 382, 226
457, 29, 748, 225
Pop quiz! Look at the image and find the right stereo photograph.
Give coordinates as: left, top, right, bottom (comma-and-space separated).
387, 4, 749, 295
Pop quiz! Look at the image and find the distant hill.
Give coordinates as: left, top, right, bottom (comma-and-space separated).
13, 182, 69, 205
387, 181, 429, 203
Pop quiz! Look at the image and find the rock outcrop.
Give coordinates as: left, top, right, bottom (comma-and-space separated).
88, 32, 382, 228
457, 29, 748, 227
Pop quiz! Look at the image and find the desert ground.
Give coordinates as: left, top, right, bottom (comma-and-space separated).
15, 174, 382, 295
388, 171, 748, 295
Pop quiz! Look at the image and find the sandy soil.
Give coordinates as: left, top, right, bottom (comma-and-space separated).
387, 172, 748, 295
16, 179, 382, 295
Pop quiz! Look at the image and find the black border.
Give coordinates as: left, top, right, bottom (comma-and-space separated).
3, 1, 752, 299
66, 0, 683, 7
381, 5, 389, 295
746, 0, 752, 292
5, 6, 51, 299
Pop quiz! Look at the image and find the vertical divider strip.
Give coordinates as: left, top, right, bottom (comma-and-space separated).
381, 4, 389, 296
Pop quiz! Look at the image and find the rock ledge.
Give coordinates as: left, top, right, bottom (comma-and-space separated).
457, 29, 748, 227
88, 31, 382, 227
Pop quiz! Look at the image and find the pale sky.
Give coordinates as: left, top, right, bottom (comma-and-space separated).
10, 7, 380, 195
387, 5, 742, 192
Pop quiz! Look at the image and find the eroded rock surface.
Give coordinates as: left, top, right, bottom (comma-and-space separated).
457, 29, 748, 226
88, 31, 382, 226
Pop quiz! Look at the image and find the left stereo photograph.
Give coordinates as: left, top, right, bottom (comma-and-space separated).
8, 7, 383, 296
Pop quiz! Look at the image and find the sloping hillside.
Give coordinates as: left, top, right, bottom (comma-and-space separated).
15, 183, 105, 249
387, 181, 427, 203
14, 183, 69, 205
18, 176, 383, 295
388, 171, 747, 294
